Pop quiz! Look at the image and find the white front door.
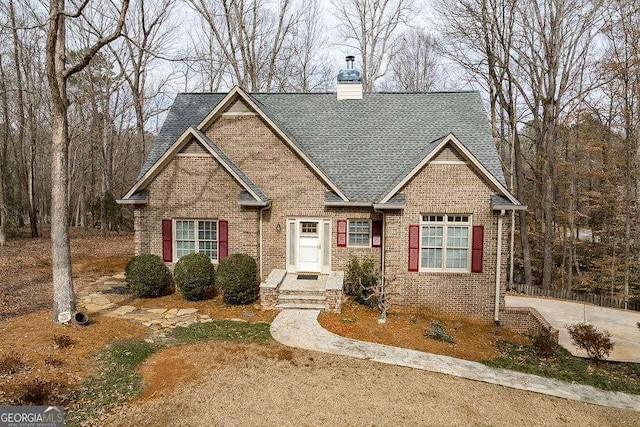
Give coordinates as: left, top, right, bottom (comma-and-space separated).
298, 221, 321, 272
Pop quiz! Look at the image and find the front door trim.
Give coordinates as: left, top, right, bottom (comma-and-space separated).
286, 217, 331, 274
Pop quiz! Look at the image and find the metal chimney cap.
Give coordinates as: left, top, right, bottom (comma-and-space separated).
345, 55, 355, 69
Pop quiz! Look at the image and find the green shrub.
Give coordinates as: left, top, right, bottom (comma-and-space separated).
566, 322, 614, 363
174, 253, 215, 300
125, 254, 172, 298
344, 255, 379, 307
424, 319, 455, 343
532, 328, 558, 358
216, 254, 258, 304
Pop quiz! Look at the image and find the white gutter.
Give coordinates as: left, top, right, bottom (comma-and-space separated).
495, 210, 505, 324
509, 210, 515, 289
373, 207, 386, 320
324, 201, 373, 207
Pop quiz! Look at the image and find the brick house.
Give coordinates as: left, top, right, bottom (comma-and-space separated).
119, 67, 525, 321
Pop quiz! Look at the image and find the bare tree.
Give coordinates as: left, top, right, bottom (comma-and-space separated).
601, 0, 640, 308
438, 0, 534, 286
46, 0, 129, 323
439, 0, 603, 290
187, 0, 302, 91
8, 0, 39, 237
275, 0, 333, 92
332, 0, 414, 92
0, 55, 8, 246
111, 0, 177, 163
382, 29, 440, 92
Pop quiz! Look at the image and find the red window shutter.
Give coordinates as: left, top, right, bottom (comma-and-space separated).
408, 224, 420, 272
337, 220, 347, 247
372, 220, 382, 248
162, 219, 172, 262
472, 225, 484, 273
219, 220, 228, 261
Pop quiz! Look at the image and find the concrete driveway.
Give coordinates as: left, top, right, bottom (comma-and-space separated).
506, 295, 640, 363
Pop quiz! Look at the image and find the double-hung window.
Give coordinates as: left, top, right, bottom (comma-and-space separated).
420, 215, 471, 271
348, 220, 371, 247
174, 219, 218, 261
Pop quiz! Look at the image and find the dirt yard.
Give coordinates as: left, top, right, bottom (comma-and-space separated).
1, 229, 639, 425
104, 340, 640, 426
0, 227, 133, 321
319, 300, 529, 361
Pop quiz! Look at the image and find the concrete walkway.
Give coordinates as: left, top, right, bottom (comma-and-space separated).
271, 309, 640, 412
507, 295, 640, 363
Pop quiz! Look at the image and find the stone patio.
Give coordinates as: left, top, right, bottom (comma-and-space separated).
75, 274, 214, 342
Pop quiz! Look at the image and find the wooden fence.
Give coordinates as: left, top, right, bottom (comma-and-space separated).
508, 283, 640, 312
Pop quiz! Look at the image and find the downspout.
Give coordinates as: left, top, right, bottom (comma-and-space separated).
509, 210, 515, 289
495, 210, 505, 325
259, 206, 270, 280
374, 207, 386, 321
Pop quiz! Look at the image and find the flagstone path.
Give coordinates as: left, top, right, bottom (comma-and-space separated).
75, 274, 214, 343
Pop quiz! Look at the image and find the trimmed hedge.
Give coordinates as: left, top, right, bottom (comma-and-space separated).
125, 254, 172, 298
174, 253, 215, 301
216, 254, 258, 304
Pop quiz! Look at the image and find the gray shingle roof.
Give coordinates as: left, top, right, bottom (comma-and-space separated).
128, 189, 148, 201
138, 91, 505, 203
491, 194, 525, 209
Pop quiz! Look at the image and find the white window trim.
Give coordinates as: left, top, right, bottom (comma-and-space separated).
173, 219, 219, 262
419, 214, 472, 273
347, 219, 372, 248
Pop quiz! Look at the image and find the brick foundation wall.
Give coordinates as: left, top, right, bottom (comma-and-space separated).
500, 307, 558, 342
259, 287, 278, 309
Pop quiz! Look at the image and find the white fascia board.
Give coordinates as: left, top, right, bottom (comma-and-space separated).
116, 198, 147, 205
379, 133, 520, 205
324, 202, 373, 207
122, 126, 263, 203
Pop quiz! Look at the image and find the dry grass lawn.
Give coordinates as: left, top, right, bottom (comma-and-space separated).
0, 310, 146, 404
103, 341, 640, 426
1, 229, 639, 425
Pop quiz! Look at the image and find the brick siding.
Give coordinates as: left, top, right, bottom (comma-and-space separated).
501, 307, 559, 342
134, 99, 511, 320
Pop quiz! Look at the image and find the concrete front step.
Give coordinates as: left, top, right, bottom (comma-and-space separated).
278, 289, 326, 297
278, 295, 326, 306
279, 294, 326, 301
276, 302, 326, 310
278, 297, 326, 306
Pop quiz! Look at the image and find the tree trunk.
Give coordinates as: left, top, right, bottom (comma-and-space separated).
28, 103, 38, 238
0, 56, 9, 246
47, 0, 75, 322
541, 102, 556, 291
513, 131, 533, 286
